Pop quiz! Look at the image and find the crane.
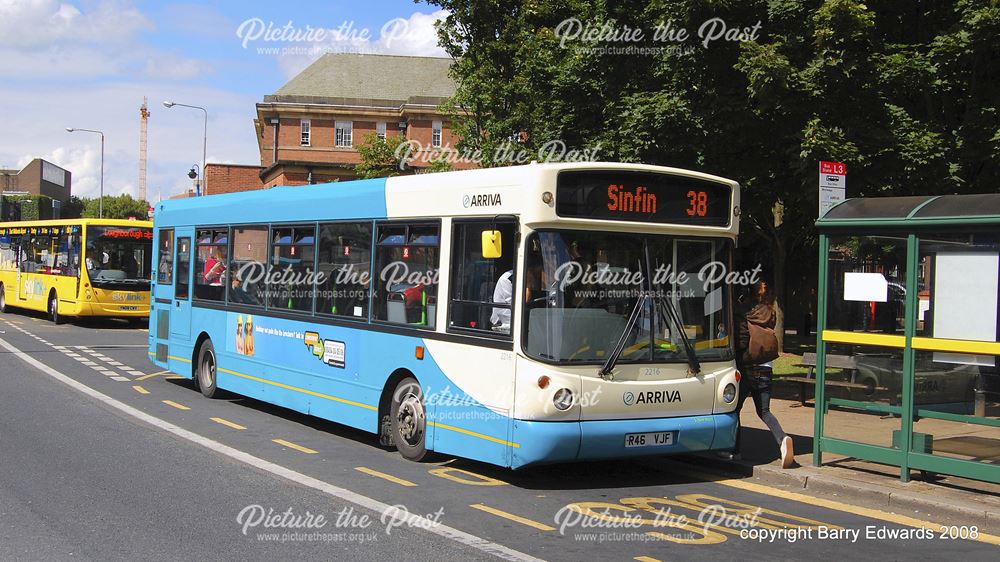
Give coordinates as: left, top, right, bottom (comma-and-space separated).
138, 97, 149, 202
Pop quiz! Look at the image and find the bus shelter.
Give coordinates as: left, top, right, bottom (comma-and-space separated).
814, 194, 1000, 484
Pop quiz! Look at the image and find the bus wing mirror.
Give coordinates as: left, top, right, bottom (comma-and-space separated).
481, 230, 502, 259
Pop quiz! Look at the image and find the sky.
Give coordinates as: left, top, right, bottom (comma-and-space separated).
0, 0, 449, 200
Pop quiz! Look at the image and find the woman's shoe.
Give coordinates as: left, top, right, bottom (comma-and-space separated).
780, 436, 794, 468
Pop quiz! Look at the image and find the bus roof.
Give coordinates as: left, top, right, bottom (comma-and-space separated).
153, 162, 739, 236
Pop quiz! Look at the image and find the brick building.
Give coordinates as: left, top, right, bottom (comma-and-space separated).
253, 53, 469, 188
0, 158, 72, 202
205, 163, 265, 195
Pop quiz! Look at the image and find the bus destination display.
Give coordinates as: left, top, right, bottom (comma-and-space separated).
556, 170, 731, 226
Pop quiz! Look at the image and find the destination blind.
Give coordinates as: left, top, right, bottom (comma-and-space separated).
555, 170, 731, 226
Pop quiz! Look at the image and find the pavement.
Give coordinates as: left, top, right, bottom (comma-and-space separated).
684, 381, 1000, 535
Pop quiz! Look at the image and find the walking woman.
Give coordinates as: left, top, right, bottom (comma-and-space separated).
727, 280, 795, 468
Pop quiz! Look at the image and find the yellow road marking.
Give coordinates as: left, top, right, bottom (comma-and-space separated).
634, 557, 662, 562
273, 439, 318, 454
132, 385, 149, 395
161, 400, 190, 411
692, 472, 1000, 547
429, 467, 507, 486
135, 370, 171, 381
355, 467, 418, 487
164, 375, 185, 380
210, 417, 247, 430
469, 504, 555, 531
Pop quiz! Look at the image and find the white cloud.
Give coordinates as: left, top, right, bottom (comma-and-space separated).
272, 10, 450, 79
0, 82, 260, 201
0, 0, 150, 48
0, 0, 209, 81
144, 53, 213, 81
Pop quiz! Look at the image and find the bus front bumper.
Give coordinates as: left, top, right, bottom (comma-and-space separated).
510, 412, 737, 469
66, 300, 150, 319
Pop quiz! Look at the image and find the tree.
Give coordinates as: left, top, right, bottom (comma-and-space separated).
425, 0, 1000, 348
357, 132, 457, 177
355, 133, 408, 179
61, 196, 85, 219
82, 194, 151, 220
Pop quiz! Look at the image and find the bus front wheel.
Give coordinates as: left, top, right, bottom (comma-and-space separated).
391, 377, 428, 462
49, 293, 63, 324
197, 340, 219, 398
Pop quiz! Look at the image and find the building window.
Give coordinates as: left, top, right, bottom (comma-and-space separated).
432, 120, 443, 148
300, 119, 311, 146
376, 121, 387, 140
374, 223, 439, 328
335, 121, 353, 147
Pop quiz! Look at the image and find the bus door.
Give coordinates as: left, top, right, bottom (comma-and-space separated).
15, 237, 26, 304
170, 228, 193, 341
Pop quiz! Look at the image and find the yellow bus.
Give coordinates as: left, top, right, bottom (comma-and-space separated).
0, 219, 153, 323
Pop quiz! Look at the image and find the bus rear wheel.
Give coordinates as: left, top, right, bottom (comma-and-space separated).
197, 340, 219, 398
391, 377, 428, 462
49, 293, 63, 324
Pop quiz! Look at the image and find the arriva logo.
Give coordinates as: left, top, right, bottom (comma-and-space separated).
624, 390, 682, 405
463, 193, 502, 208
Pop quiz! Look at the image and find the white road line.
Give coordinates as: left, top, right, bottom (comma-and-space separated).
0, 336, 544, 562
110, 376, 130, 382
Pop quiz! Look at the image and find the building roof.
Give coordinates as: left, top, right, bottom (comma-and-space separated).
264, 53, 456, 107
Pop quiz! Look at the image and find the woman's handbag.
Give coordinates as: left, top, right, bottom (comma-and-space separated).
744, 320, 779, 365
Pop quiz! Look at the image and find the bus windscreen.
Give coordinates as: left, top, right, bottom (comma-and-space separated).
556, 170, 731, 227
86, 226, 153, 288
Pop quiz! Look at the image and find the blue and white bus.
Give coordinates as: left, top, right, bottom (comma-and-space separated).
148, 162, 742, 468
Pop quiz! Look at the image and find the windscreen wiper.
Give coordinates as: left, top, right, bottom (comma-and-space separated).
598, 292, 648, 381
655, 294, 701, 375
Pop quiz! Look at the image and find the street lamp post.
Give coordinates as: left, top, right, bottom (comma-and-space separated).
163, 101, 207, 195
188, 164, 201, 197
65, 127, 104, 218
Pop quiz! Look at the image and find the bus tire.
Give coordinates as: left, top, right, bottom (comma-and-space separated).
0, 284, 6, 313
49, 293, 63, 324
390, 377, 428, 462
197, 339, 219, 398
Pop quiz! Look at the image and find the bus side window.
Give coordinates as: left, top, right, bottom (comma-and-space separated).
157, 229, 174, 285
176, 237, 191, 300
447, 220, 517, 336
374, 222, 440, 328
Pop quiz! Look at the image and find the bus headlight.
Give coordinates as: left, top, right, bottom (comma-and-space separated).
723, 383, 737, 403
553, 388, 574, 411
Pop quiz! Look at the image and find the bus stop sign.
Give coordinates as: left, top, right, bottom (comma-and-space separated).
819, 161, 846, 217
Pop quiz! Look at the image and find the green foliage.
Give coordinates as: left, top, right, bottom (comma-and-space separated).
424, 152, 454, 174
81, 194, 150, 220
355, 133, 408, 179
1, 195, 53, 221
61, 196, 85, 219
424, 0, 1000, 346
